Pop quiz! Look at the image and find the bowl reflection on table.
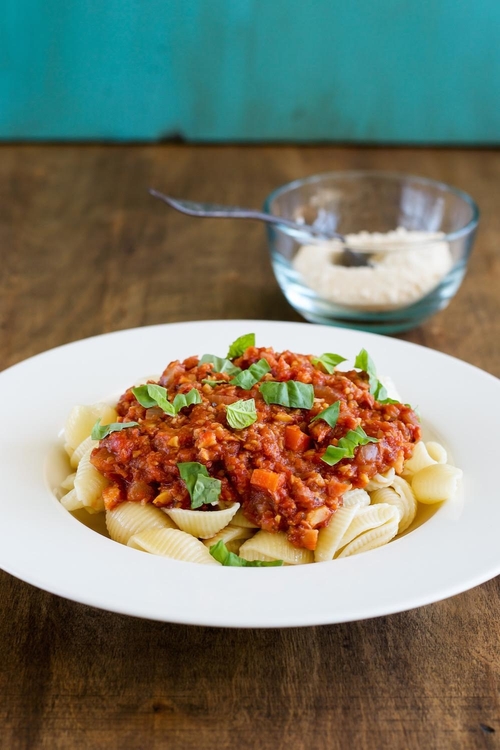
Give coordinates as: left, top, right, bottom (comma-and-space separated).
264, 171, 479, 333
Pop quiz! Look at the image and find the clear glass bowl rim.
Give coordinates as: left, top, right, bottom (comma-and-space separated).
263, 169, 480, 244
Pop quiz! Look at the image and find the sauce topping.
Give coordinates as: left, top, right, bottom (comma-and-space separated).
90, 346, 421, 550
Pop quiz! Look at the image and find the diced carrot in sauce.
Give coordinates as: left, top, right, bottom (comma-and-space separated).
250, 468, 282, 494
284, 425, 311, 452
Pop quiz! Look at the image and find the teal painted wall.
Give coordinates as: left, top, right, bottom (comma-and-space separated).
1, 0, 499, 142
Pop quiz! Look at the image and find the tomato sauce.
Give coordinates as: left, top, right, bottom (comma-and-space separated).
91, 347, 421, 550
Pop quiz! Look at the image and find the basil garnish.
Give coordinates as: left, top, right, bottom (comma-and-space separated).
226, 398, 257, 430
209, 540, 283, 567
201, 379, 227, 387
200, 354, 242, 376
227, 333, 255, 359
132, 384, 201, 415
311, 352, 347, 374
354, 349, 398, 404
177, 462, 222, 509
133, 384, 175, 414
311, 401, 340, 429
259, 381, 314, 410
91, 419, 140, 440
172, 389, 202, 412
321, 425, 379, 466
231, 358, 271, 390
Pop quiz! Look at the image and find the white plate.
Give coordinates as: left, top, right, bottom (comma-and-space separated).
0, 320, 498, 628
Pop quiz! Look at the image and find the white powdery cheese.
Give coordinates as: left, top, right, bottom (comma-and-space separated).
293, 228, 453, 311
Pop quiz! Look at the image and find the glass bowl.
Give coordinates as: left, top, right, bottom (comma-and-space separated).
264, 171, 479, 333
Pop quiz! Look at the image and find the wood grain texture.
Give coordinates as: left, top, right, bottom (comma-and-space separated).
0, 145, 499, 750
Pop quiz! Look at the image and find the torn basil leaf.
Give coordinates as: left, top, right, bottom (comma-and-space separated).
200, 353, 242, 376
311, 352, 347, 374
172, 389, 202, 412
259, 381, 314, 409
311, 401, 340, 429
132, 384, 200, 415
231, 358, 271, 390
209, 540, 283, 567
177, 462, 222, 509
354, 348, 399, 404
227, 333, 255, 359
321, 425, 379, 466
226, 398, 257, 430
91, 419, 140, 441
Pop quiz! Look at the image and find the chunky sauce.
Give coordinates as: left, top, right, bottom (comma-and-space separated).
91, 347, 421, 550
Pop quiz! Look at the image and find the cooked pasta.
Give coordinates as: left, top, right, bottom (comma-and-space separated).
315, 506, 358, 562
73, 447, 108, 513
239, 531, 314, 565
55, 338, 463, 567
203, 524, 255, 554
164, 503, 240, 538
411, 463, 463, 504
106, 501, 177, 545
128, 528, 220, 565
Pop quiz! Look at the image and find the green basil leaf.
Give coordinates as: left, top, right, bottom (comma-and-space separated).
354, 349, 398, 405
172, 388, 202, 412
259, 381, 314, 409
131, 385, 158, 408
310, 401, 340, 429
311, 352, 347, 374
231, 358, 271, 390
201, 379, 227, 386
227, 333, 255, 359
133, 384, 201, 415
177, 462, 222, 509
209, 540, 283, 567
200, 354, 242, 376
91, 419, 140, 441
226, 398, 257, 430
320, 445, 347, 466
132, 383, 175, 415
321, 425, 379, 466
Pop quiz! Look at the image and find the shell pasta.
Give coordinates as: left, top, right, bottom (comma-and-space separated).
56, 338, 463, 567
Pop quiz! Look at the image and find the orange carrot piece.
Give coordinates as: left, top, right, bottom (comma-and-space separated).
284, 425, 311, 452
250, 468, 282, 494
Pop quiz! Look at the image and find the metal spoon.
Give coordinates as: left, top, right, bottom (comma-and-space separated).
148, 189, 371, 267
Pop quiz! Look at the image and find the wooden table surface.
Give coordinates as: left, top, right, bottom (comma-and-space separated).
1, 145, 499, 750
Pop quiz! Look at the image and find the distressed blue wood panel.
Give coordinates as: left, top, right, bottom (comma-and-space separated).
1, 0, 499, 142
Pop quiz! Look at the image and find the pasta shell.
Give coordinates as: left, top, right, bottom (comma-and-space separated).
402, 441, 436, 477
127, 528, 220, 565
64, 403, 117, 450
337, 503, 399, 552
411, 463, 463, 504
337, 516, 399, 558
106, 502, 177, 545
342, 488, 371, 508
231, 507, 259, 528
239, 531, 314, 565
365, 469, 395, 491
371, 477, 417, 533
70, 436, 97, 469
425, 441, 447, 464
164, 503, 240, 539
60, 488, 84, 512
60, 472, 76, 491
203, 524, 255, 549
74, 447, 108, 512
315, 506, 358, 562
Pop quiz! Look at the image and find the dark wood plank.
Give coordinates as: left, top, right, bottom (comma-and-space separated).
0, 145, 499, 750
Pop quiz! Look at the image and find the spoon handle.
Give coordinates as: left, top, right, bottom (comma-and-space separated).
148, 189, 345, 242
